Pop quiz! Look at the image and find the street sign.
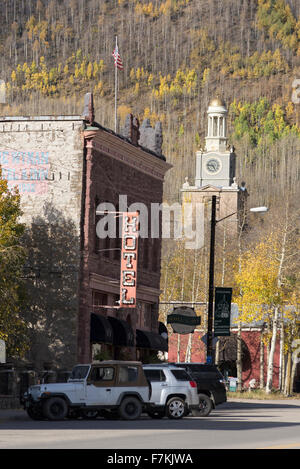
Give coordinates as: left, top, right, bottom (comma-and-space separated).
214, 287, 232, 336
167, 307, 201, 334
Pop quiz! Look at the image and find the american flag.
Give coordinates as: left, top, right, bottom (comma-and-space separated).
112, 45, 123, 71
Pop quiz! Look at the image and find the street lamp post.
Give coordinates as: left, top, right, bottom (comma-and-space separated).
206, 195, 217, 364
206, 196, 268, 364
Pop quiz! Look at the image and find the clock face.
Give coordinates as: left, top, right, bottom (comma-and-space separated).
206, 158, 221, 174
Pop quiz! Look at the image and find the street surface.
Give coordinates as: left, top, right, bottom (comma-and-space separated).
0, 399, 299, 449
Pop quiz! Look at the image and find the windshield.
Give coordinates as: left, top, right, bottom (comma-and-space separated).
69, 365, 90, 380
184, 365, 224, 380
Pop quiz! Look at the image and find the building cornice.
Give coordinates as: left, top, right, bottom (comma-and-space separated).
84, 129, 172, 181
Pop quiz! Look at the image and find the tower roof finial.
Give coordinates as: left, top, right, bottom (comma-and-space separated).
209, 95, 226, 108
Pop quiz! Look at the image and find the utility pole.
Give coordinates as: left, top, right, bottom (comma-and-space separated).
206, 195, 216, 364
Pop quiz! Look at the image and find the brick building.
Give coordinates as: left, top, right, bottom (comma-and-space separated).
0, 94, 171, 370
168, 306, 300, 392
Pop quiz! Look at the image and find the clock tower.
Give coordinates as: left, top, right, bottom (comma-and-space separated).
181, 96, 247, 237
195, 97, 236, 188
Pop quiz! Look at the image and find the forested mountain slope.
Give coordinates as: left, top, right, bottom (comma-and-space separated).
0, 0, 300, 207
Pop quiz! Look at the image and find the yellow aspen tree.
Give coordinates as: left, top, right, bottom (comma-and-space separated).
235, 201, 299, 393
93, 62, 99, 78
86, 62, 93, 80
202, 68, 210, 85
74, 64, 80, 79
0, 170, 28, 357
130, 68, 135, 82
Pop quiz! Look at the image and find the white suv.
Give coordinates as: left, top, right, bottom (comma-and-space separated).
22, 361, 151, 421
143, 364, 199, 419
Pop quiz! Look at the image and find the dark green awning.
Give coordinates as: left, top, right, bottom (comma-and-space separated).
90, 313, 113, 344
136, 329, 168, 352
107, 316, 134, 347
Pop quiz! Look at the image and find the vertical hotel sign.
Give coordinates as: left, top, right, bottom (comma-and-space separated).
120, 212, 139, 308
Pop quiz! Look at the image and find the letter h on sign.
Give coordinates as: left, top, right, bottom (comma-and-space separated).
120, 212, 139, 308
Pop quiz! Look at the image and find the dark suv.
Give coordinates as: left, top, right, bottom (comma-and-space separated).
171, 363, 227, 417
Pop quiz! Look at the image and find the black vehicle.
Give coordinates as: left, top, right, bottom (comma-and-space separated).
171, 363, 227, 417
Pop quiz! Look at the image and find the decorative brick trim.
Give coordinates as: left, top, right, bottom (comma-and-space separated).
84, 130, 172, 181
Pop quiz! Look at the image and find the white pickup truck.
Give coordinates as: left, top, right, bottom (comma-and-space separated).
22, 361, 151, 421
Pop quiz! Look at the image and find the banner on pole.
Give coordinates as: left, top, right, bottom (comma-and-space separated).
120, 212, 139, 308
214, 287, 232, 336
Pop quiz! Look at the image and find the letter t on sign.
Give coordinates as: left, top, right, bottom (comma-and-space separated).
120, 212, 139, 308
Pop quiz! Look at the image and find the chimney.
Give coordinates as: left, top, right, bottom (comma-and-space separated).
123, 113, 140, 145
139, 118, 163, 155
82, 93, 95, 125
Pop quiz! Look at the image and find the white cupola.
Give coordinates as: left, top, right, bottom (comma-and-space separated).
205, 96, 228, 152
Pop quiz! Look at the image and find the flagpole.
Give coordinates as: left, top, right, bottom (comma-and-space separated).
115, 36, 118, 133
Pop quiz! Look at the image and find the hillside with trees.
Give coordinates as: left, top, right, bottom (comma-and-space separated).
0, 0, 299, 207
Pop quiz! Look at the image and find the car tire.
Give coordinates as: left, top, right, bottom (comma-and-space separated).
43, 397, 68, 421
118, 397, 142, 420
147, 410, 165, 419
166, 397, 185, 419
197, 394, 213, 417
26, 405, 44, 421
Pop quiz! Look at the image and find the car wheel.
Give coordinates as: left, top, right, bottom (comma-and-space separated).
118, 397, 142, 420
43, 397, 68, 421
26, 405, 44, 421
166, 397, 185, 419
197, 394, 213, 417
80, 409, 99, 419
147, 410, 165, 419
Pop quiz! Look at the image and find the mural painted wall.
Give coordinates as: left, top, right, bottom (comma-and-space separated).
0, 150, 49, 194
